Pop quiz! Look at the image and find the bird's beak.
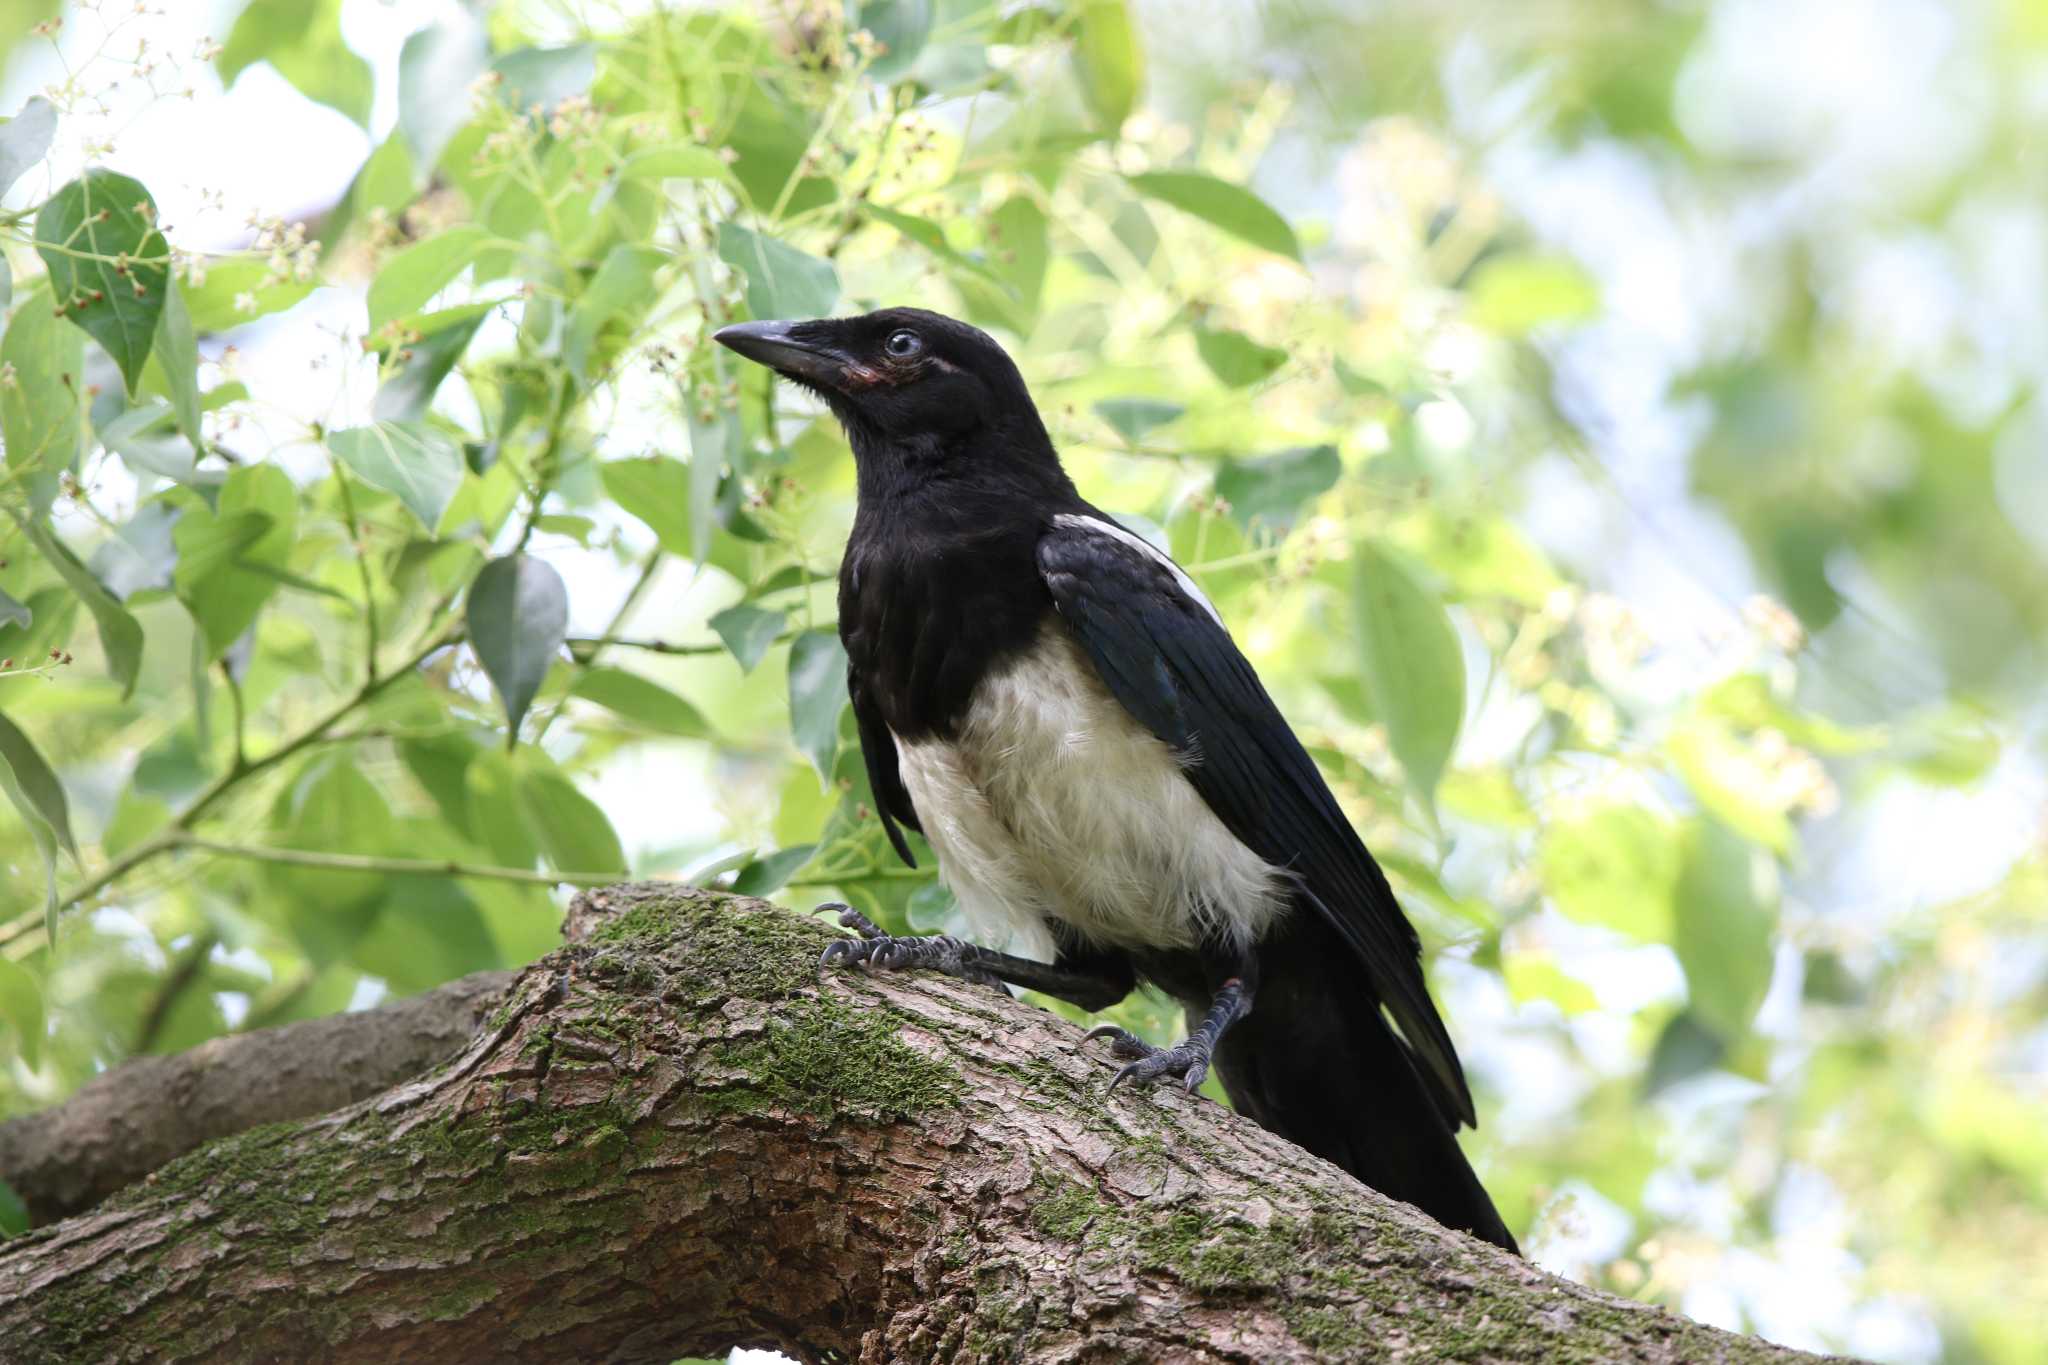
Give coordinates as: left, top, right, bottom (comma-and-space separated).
713, 319, 851, 391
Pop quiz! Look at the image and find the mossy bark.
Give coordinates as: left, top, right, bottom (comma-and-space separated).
0, 886, 1847, 1364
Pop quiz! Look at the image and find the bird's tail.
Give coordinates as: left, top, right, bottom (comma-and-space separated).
1214, 918, 1518, 1253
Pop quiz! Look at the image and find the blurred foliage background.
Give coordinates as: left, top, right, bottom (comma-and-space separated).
0, 1, 2042, 1359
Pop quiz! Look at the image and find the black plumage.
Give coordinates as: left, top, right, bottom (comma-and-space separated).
715, 307, 1517, 1252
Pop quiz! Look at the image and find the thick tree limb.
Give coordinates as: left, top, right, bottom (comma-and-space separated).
0, 970, 513, 1224
0, 886, 1844, 1363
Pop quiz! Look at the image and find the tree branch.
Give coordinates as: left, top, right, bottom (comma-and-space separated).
0, 970, 512, 1225
0, 888, 1843, 1364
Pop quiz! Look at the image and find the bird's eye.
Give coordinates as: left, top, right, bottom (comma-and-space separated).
884, 330, 922, 358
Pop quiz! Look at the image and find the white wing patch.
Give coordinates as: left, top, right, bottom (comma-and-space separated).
1051, 512, 1224, 627
893, 624, 1286, 961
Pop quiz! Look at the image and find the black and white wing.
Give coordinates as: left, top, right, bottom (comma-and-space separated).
849, 668, 921, 868
1037, 511, 1475, 1127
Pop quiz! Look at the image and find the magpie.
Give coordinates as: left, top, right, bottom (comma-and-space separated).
715, 307, 1517, 1252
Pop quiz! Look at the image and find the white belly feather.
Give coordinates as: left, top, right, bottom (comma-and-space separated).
893, 625, 1288, 962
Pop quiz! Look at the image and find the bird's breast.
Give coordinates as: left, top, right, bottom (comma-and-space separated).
891, 623, 1288, 961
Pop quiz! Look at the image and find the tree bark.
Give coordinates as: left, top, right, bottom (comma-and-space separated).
0, 970, 513, 1225
0, 885, 1846, 1364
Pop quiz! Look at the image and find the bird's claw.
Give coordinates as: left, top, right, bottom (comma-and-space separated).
815, 903, 1000, 987
1083, 1025, 1212, 1094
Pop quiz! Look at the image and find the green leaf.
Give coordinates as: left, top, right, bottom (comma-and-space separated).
172, 508, 271, 588
710, 603, 786, 673
352, 131, 418, 223
98, 401, 202, 488
467, 554, 570, 741
271, 755, 392, 960
1674, 818, 1779, 1038
0, 706, 74, 944
563, 244, 664, 381
905, 877, 957, 931
1646, 1011, 1726, 1096
534, 514, 596, 544
0, 708, 75, 862
788, 629, 848, 782
1072, 0, 1143, 130
328, 421, 466, 533
35, 169, 170, 396
373, 310, 484, 422
716, 223, 840, 320
93, 502, 181, 600
1465, 253, 1600, 335
171, 465, 296, 657
858, 0, 934, 80
517, 762, 626, 876
1503, 951, 1598, 1015
0, 97, 56, 198
1194, 325, 1286, 388
18, 515, 142, 697
1539, 805, 1681, 943
1095, 397, 1183, 443
464, 749, 539, 869
1214, 445, 1339, 531
491, 44, 597, 112
616, 145, 734, 185
731, 844, 816, 896
182, 257, 313, 332
1, 283, 86, 478
1667, 718, 1795, 854
570, 666, 709, 737
1438, 768, 1535, 830
1352, 543, 1464, 803
0, 958, 43, 1070
686, 401, 742, 562
348, 861, 501, 993
862, 203, 999, 284
959, 195, 1049, 331
219, 0, 373, 127
1126, 171, 1300, 260
367, 225, 489, 332
600, 455, 693, 556
1894, 709, 2001, 785
398, 15, 490, 169
151, 277, 203, 453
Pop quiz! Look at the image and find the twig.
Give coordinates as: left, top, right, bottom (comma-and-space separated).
564, 634, 726, 657
171, 835, 623, 889
132, 931, 220, 1056
332, 467, 380, 682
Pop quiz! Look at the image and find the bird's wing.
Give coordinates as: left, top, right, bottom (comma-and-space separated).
1037, 512, 1475, 1127
849, 668, 921, 868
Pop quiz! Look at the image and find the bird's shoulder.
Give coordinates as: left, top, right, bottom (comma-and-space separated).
1036, 510, 1225, 628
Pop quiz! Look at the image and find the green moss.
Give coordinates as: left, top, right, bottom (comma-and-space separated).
1030, 1175, 1112, 1242
1287, 1304, 1376, 1353
589, 885, 824, 1005
586, 887, 703, 943
723, 995, 963, 1120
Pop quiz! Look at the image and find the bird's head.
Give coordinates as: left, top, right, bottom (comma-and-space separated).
714, 307, 1065, 495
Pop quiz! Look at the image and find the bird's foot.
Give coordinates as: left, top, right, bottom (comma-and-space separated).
816, 904, 1001, 988
1082, 1025, 1213, 1094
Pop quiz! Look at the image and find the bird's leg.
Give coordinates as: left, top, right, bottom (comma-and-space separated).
817, 905, 1002, 987
815, 905, 1133, 1008
1084, 965, 1255, 1094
